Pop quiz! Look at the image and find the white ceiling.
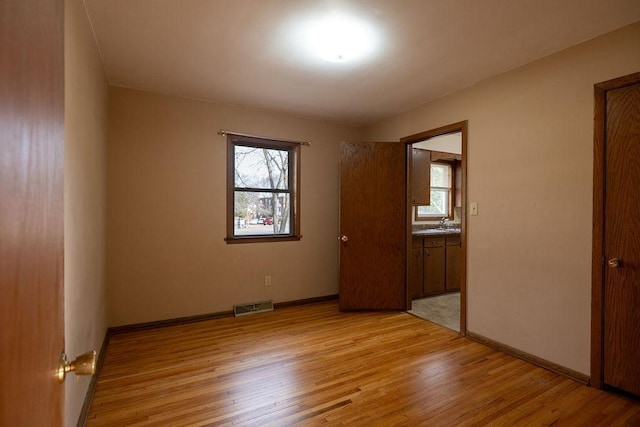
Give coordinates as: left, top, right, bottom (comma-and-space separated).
84, 0, 640, 126
415, 132, 461, 154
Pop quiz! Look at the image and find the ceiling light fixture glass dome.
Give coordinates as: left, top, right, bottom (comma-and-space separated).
311, 14, 375, 63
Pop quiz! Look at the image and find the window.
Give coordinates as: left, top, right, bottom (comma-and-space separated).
416, 162, 453, 220
226, 134, 301, 243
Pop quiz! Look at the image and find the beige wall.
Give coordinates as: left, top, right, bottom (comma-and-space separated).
365, 22, 640, 374
107, 88, 362, 326
64, 0, 109, 425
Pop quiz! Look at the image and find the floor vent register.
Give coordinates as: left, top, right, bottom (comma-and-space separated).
233, 300, 274, 317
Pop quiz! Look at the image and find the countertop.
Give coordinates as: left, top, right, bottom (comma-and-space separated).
412, 228, 461, 236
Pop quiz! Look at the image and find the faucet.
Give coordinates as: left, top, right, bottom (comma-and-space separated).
439, 218, 448, 228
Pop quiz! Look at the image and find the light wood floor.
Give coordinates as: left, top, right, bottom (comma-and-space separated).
86, 302, 640, 426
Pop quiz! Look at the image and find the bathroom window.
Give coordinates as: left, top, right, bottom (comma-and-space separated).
416, 162, 453, 220
226, 134, 301, 243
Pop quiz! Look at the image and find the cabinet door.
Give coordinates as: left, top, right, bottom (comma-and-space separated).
446, 243, 462, 292
411, 148, 430, 205
423, 246, 445, 295
409, 248, 424, 298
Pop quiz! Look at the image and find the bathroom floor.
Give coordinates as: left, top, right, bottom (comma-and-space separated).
409, 292, 460, 332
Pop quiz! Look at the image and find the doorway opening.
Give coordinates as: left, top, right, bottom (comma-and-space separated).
401, 121, 467, 335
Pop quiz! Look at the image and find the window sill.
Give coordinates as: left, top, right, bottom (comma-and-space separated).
225, 235, 302, 244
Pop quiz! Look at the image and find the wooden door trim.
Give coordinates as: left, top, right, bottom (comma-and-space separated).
401, 121, 468, 336
591, 72, 640, 389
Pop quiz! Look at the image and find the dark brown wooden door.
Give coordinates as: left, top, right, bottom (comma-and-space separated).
601, 76, 640, 396
339, 142, 406, 310
0, 0, 65, 424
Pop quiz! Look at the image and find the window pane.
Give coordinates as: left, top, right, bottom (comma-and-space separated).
430, 163, 450, 187
234, 191, 291, 236
417, 189, 449, 216
235, 145, 289, 190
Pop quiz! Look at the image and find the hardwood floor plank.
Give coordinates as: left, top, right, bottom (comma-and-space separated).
87, 301, 639, 426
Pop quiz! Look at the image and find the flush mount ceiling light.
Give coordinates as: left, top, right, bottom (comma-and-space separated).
312, 14, 371, 62
282, 11, 380, 67
307, 13, 377, 63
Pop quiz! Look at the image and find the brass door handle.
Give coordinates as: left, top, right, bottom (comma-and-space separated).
608, 258, 622, 268
340, 235, 349, 242
57, 350, 96, 383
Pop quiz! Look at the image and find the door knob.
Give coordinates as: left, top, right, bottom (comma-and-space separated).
608, 258, 622, 268
340, 235, 349, 242
57, 350, 96, 383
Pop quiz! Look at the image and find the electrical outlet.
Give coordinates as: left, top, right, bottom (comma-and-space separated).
265, 276, 272, 287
